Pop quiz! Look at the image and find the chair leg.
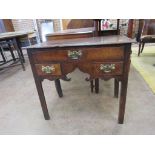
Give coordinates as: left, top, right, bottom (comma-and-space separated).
95, 78, 99, 93
141, 42, 145, 53
114, 79, 119, 98
54, 79, 63, 97
138, 42, 142, 56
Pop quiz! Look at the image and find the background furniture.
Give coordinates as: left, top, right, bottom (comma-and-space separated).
0, 41, 16, 66
62, 19, 94, 30
46, 27, 95, 41
0, 19, 14, 33
0, 31, 36, 71
137, 19, 155, 56
27, 35, 134, 124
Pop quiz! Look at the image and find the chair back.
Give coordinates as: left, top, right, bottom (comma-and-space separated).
141, 19, 155, 36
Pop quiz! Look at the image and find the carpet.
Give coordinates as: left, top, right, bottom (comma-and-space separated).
131, 45, 155, 94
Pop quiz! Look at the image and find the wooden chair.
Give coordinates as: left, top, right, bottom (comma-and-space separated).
137, 19, 155, 56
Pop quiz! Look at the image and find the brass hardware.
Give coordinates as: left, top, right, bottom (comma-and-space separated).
68, 50, 82, 59
41, 65, 55, 74
100, 64, 116, 73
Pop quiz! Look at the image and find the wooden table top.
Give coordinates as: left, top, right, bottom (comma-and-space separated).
0, 31, 35, 40
27, 35, 136, 49
46, 27, 95, 37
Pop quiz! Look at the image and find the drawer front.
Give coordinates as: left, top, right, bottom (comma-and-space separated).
85, 47, 124, 61
35, 64, 62, 76
32, 46, 124, 63
93, 62, 123, 76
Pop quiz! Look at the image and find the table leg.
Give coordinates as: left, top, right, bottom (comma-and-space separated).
95, 78, 99, 93
35, 79, 50, 120
54, 79, 63, 97
90, 80, 94, 93
16, 37, 25, 63
114, 79, 119, 98
118, 78, 128, 124
13, 38, 25, 71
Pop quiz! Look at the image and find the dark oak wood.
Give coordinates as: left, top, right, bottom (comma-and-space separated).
46, 27, 95, 41
118, 44, 131, 124
27, 35, 135, 124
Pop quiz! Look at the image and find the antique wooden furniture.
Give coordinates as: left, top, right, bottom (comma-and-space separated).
46, 27, 95, 41
27, 35, 134, 124
137, 19, 155, 56
0, 31, 35, 70
62, 19, 94, 30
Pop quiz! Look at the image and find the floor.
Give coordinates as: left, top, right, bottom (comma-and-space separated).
0, 50, 155, 135
132, 46, 155, 93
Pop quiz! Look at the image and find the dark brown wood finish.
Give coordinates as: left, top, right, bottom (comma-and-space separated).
27, 35, 134, 123
46, 27, 95, 41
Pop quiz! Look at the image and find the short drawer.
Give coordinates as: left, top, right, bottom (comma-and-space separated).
93, 62, 123, 76
32, 46, 124, 63
35, 64, 62, 76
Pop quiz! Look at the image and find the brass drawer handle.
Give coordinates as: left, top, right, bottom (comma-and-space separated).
68, 50, 82, 59
100, 64, 116, 73
41, 65, 55, 74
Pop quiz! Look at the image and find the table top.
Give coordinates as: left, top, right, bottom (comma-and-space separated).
46, 27, 95, 37
0, 31, 35, 40
27, 35, 136, 49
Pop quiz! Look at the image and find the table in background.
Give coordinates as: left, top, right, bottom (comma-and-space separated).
0, 31, 36, 70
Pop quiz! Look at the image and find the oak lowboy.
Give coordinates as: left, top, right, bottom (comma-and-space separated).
27, 35, 135, 124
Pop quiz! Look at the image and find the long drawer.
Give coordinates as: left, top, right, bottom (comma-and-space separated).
32, 46, 124, 63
